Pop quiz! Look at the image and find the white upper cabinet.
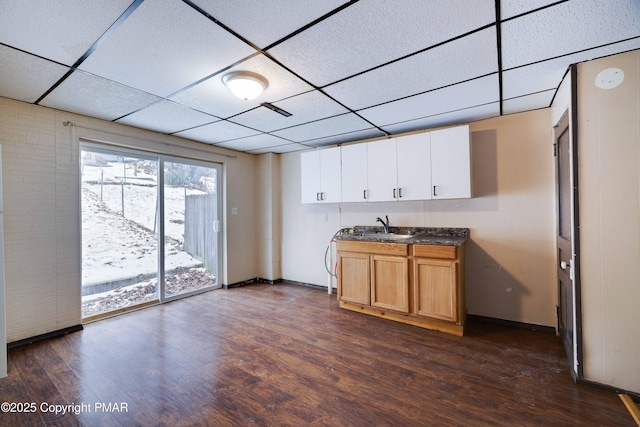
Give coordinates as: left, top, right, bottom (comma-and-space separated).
396, 133, 431, 201
300, 125, 471, 204
367, 135, 432, 202
430, 125, 472, 199
300, 147, 342, 203
341, 143, 368, 202
320, 148, 342, 202
301, 150, 321, 204
367, 139, 397, 202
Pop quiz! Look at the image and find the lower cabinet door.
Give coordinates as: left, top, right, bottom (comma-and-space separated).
413, 258, 458, 321
371, 255, 409, 313
338, 252, 370, 305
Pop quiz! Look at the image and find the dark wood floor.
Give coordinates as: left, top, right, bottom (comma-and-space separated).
0, 283, 635, 426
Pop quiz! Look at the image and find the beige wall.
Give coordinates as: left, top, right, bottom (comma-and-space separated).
256, 153, 282, 281
0, 97, 259, 342
577, 50, 640, 393
281, 109, 558, 327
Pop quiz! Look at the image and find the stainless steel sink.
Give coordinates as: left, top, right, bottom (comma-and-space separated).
359, 233, 413, 239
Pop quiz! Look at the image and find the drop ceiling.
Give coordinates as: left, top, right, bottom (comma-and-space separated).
1, 0, 639, 154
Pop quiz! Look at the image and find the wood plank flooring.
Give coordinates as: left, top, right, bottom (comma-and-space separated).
0, 283, 635, 426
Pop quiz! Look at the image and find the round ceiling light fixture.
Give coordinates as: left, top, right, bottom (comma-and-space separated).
595, 67, 624, 90
222, 71, 268, 100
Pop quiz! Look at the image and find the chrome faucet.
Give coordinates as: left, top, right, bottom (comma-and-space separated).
376, 215, 390, 233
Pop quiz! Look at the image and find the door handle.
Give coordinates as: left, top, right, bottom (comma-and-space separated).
560, 260, 570, 270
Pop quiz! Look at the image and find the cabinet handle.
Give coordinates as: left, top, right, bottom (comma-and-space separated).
393, 188, 397, 199
363, 190, 367, 200
316, 192, 320, 201
322, 192, 325, 201
433, 185, 437, 197
398, 188, 403, 198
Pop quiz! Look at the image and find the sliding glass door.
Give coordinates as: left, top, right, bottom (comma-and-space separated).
81, 149, 159, 320
162, 160, 221, 299
81, 145, 222, 320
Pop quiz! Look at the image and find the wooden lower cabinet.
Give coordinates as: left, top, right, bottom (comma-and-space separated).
413, 258, 457, 321
337, 251, 370, 305
371, 255, 409, 313
337, 240, 465, 336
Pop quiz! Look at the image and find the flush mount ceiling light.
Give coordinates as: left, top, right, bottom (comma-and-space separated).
595, 67, 624, 89
222, 71, 268, 100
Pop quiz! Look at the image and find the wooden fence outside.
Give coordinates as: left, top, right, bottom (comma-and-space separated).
183, 193, 218, 275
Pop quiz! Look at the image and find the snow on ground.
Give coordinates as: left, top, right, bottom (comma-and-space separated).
82, 267, 215, 318
81, 188, 202, 285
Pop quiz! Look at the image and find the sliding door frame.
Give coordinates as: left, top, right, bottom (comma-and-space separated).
158, 156, 223, 304
80, 140, 224, 319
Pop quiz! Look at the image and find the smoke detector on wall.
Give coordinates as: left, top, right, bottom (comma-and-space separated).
595, 68, 624, 90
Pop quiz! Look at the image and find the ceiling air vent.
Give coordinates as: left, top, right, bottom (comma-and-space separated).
260, 102, 292, 117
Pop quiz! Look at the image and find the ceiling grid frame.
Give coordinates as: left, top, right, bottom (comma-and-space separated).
0, 0, 638, 152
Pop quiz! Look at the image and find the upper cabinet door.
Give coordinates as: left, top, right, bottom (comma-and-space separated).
341, 144, 368, 202
397, 133, 431, 201
430, 125, 472, 199
367, 139, 397, 202
300, 150, 321, 204
302, 125, 471, 204
301, 148, 341, 203
319, 147, 342, 203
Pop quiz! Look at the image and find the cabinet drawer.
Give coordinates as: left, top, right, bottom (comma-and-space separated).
412, 244, 457, 260
337, 241, 408, 256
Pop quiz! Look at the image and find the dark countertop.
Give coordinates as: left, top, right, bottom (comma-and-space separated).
335, 226, 469, 246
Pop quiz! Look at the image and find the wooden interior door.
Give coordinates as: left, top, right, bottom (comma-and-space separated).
555, 110, 581, 377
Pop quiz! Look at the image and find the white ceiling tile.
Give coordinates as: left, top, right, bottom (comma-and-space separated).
503, 37, 640, 99
502, 0, 640, 69
3, 0, 638, 154
230, 90, 348, 132
268, 0, 495, 86
79, 0, 256, 97
381, 103, 500, 134
503, 91, 555, 115
40, 70, 161, 121
271, 113, 374, 142
248, 143, 309, 154
0, 46, 69, 103
501, 0, 559, 19
216, 134, 291, 152
116, 101, 218, 134
324, 28, 498, 110
359, 74, 499, 126
170, 54, 313, 118
0, 0, 132, 66
503, 58, 571, 99
174, 120, 260, 144
304, 128, 387, 148
190, 0, 349, 48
